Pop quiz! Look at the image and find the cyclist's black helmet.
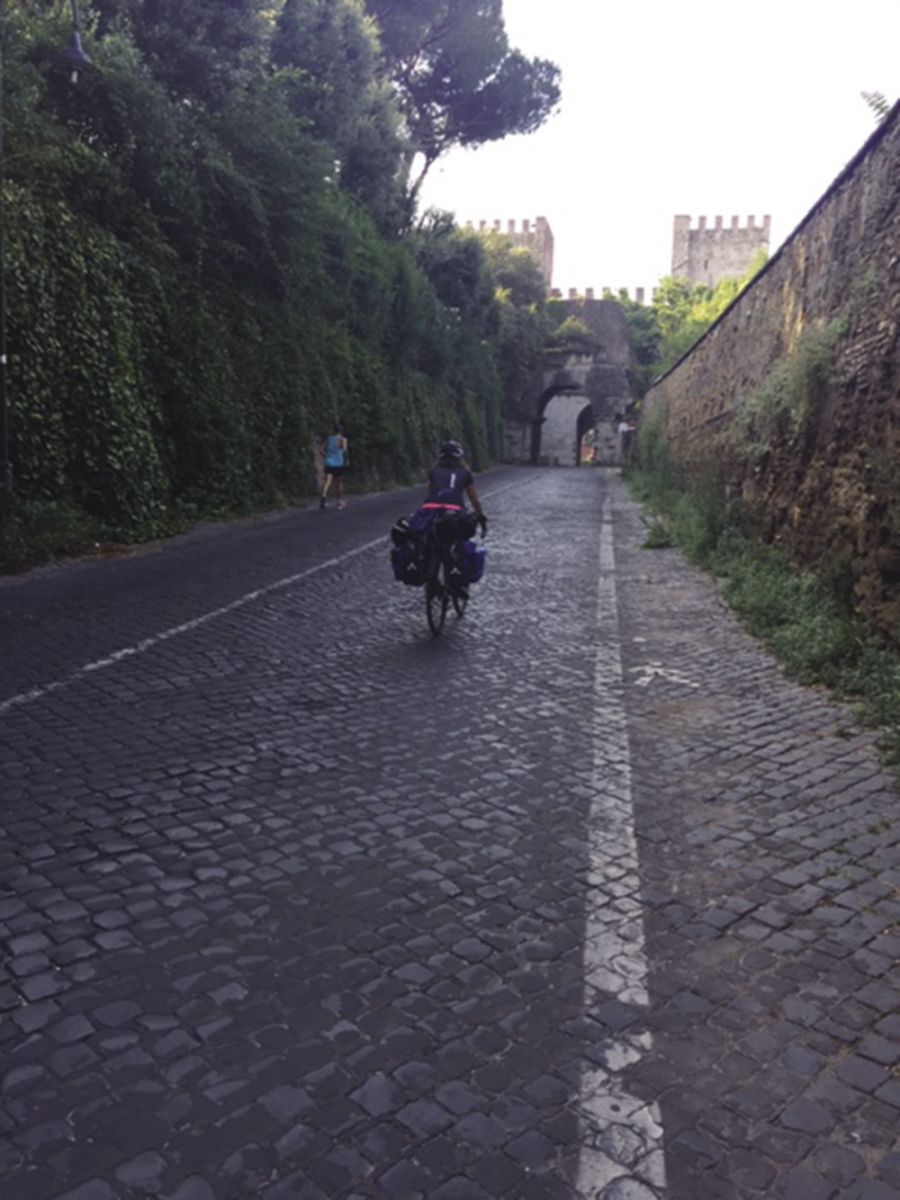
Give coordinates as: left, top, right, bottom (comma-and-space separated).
439, 440, 464, 461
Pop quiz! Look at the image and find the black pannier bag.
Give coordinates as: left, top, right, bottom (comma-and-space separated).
389, 509, 478, 587
390, 517, 428, 586
433, 509, 477, 543
390, 517, 412, 547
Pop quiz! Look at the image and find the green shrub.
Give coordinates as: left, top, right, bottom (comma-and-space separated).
735, 320, 846, 459
628, 417, 900, 769
0, 500, 107, 574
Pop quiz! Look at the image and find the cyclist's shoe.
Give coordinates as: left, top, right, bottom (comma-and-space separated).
452, 585, 469, 601
319, 496, 326, 509
337, 500, 346, 510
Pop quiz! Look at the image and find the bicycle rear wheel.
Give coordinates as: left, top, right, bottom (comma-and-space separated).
425, 556, 448, 637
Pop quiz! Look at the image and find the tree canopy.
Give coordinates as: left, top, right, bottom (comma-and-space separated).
610, 252, 769, 393
92, 0, 272, 102
366, 0, 561, 203
1, 0, 559, 566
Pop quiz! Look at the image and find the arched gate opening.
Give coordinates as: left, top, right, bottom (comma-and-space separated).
531, 380, 590, 466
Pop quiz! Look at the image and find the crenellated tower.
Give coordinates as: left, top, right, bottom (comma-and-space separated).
469, 216, 555, 288
671, 214, 770, 287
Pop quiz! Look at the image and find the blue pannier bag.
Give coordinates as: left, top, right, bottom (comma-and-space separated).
458, 539, 486, 584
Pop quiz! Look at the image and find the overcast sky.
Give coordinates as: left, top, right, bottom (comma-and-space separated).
418, 0, 898, 297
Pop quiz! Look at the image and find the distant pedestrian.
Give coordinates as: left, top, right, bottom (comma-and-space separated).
319, 424, 349, 510
617, 416, 636, 465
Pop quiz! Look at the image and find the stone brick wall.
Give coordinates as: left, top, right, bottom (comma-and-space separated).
560, 297, 634, 371
644, 105, 900, 637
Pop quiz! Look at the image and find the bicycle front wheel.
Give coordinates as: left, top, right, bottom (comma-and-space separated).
425, 557, 448, 637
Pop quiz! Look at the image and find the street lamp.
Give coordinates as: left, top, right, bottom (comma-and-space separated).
61, 0, 94, 84
0, 17, 11, 505
0, 2, 93, 508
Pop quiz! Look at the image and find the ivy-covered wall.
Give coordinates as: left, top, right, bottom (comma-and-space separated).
641, 104, 900, 637
1, 4, 550, 564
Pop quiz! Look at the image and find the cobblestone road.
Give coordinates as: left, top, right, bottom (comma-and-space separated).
1, 468, 898, 1200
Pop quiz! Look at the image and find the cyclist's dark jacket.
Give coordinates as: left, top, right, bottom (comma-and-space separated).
424, 465, 473, 509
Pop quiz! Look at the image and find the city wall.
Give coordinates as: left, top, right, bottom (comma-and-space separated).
642, 104, 900, 636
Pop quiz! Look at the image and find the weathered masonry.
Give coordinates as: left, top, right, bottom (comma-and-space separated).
671, 214, 770, 287
644, 104, 900, 637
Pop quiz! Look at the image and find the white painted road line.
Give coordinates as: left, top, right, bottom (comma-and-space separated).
0, 535, 387, 717
0, 476, 529, 718
574, 497, 666, 1198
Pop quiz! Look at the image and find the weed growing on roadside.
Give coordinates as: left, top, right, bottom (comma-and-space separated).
641, 520, 673, 549
0, 501, 108, 573
627, 411, 900, 769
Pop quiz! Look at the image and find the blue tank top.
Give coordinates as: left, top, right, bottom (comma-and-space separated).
324, 434, 345, 468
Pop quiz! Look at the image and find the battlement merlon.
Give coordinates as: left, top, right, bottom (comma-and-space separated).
427, 216, 552, 237
551, 288, 649, 305
480, 218, 550, 236
468, 217, 554, 236
676, 214, 772, 232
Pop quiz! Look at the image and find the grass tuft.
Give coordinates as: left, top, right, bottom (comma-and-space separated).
641, 520, 673, 549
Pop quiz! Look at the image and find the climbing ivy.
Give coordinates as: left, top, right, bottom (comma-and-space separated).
733, 319, 847, 463
1, 3, 553, 568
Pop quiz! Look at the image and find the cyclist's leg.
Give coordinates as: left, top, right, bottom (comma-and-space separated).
447, 539, 468, 599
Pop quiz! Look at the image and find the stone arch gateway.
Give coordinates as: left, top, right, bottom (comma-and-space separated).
504, 299, 637, 467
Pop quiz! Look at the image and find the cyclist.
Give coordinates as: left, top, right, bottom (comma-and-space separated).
414, 440, 487, 597
422, 440, 486, 525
